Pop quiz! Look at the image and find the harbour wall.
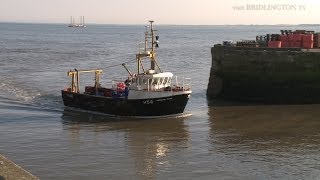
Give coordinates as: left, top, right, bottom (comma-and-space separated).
0, 154, 38, 180
207, 45, 320, 103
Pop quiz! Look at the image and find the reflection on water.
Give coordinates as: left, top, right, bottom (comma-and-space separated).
61, 109, 190, 179
207, 104, 320, 179
209, 104, 320, 143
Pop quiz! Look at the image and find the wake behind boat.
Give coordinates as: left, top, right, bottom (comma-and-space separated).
61, 21, 192, 116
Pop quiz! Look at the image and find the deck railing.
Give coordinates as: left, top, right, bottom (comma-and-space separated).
172, 76, 192, 91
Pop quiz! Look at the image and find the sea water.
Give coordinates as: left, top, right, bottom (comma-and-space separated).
1, 23, 320, 179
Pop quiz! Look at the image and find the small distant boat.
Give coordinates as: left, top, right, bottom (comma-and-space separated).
68, 16, 86, 28
61, 21, 192, 117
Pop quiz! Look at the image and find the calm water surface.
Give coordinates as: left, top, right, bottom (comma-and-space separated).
1, 23, 320, 179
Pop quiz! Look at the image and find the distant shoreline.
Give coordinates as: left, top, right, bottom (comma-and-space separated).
0, 21, 319, 26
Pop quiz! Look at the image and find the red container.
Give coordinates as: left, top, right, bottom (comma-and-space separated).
268, 41, 281, 48
301, 34, 314, 49
280, 35, 289, 41
289, 34, 302, 41
281, 41, 289, 48
290, 41, 302, 48
288, 33, 302, 47
281, 35, 289, 48
302, 42, 313, 49
302, 34, 314, 42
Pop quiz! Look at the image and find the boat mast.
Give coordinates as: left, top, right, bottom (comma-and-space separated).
150, 20, 156, 70
136, 20, 162, 74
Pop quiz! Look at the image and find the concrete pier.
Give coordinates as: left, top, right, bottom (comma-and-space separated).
207, 45, 320, 103
0, 154, 38, 180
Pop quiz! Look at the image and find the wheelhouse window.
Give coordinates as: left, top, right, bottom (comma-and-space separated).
163, 77, 168, 85
142, 78, 148, 85
159, 78, 163, 85
152, 78, 159, 85
167, 77, 172, 85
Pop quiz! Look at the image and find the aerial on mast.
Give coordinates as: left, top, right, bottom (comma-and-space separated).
136, 20, 162, 74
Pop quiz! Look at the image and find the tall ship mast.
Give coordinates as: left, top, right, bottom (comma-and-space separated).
68, 16, 86, 28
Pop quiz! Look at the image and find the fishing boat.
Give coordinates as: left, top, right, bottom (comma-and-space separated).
61, 21, 192, 116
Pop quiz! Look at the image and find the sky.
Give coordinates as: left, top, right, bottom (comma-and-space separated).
0, 0, 319, 25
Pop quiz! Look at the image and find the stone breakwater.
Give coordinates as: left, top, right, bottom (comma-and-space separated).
207, 45, 320, 103
0, 154, 38, 180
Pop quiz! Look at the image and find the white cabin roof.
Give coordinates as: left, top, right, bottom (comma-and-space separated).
136, 72, 173, 79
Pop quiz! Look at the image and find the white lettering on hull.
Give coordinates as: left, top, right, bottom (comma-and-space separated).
143, 100, 154, 104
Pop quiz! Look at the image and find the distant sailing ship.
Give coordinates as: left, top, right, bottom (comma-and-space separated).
68, 16, 86, 28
